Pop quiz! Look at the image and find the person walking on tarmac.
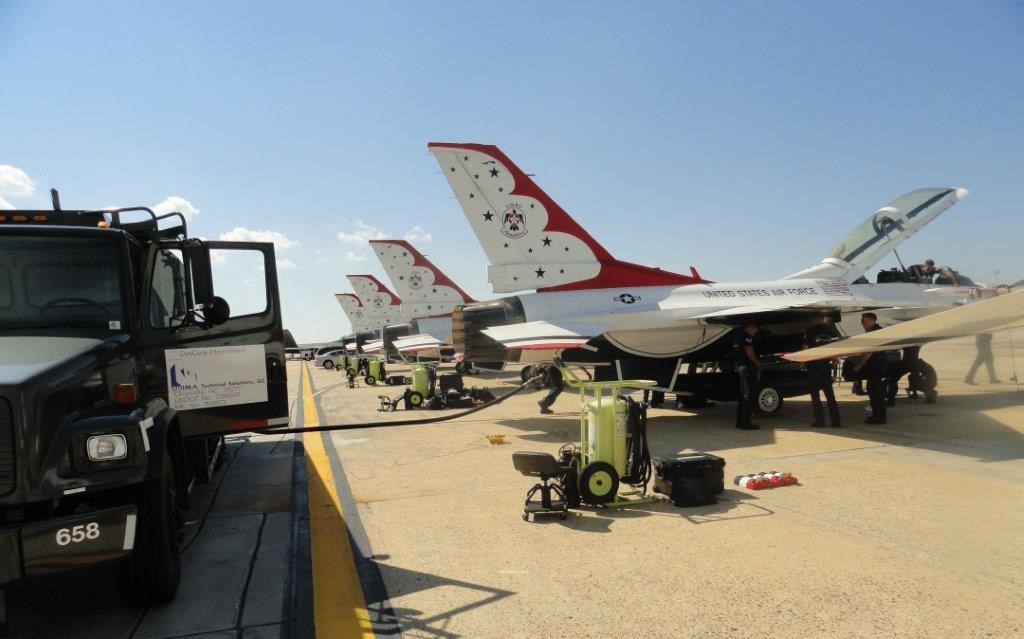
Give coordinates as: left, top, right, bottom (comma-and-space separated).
964, 333, 1000, 384
733, 322, 761, 430
853, 313, 888, 424
802, 313, 841, 428
537, 356, 565, 415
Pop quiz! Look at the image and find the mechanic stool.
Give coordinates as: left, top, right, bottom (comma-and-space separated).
512, 451, 568, 521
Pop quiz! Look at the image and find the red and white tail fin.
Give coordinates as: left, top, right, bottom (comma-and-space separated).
369, 239, 475, 318
346, 275, 406, 326
427, 142, 706, 293
334, 293, 370, 333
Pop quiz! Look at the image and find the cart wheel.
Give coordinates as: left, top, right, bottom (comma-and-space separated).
364, 375, 376, 386
522, 512, 529, 521
578, 461, 619, 505
407, 391, 424, 407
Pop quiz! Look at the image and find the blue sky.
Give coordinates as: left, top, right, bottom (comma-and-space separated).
2, 1, 1022, 342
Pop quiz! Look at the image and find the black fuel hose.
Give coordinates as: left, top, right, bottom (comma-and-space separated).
621, 396, 652, 491
207, 375, 544, 438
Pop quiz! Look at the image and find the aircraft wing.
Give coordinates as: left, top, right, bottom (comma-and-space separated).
393, 333, 443, 353
784, 290, 1024, 362
362, 339, 385, 354
689, 305, 784, 319
482, 320, 608, 351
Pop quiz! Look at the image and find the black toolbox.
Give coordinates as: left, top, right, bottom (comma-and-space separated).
652, 453, 726, 507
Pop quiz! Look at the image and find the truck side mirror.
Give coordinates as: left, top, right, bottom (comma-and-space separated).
203, 296, 231, 325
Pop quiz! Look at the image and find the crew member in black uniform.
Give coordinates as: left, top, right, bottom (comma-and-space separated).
733, 322, 761, 430
853, 313, 887, 424
801, 313, 841, 428
537, 356, 565, 415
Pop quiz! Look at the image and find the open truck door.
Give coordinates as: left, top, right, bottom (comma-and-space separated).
140, 239, 290, 436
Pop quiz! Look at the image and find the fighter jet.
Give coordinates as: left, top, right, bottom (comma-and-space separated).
333, 293, 376, 353
427, 142, 974, 389
346, 274, 405, 354
368, 239, 476, 357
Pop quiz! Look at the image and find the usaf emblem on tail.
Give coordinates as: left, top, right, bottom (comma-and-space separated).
501, 205, 527, 239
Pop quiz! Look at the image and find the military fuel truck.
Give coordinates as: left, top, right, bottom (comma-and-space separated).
0, 199, 289, 621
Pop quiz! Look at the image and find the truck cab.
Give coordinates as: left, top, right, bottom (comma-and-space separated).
0, 205, 288, 613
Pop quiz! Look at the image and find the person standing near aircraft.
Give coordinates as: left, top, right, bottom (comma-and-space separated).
733, 322, 762, 430
854, 313, 888, 424
802, 313, 841, 428
964, 333, 999, 384
537, 356, 565, 414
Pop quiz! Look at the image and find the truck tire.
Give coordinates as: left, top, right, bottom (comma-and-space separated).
116, 450, 182, 605
757, 385, 782, 414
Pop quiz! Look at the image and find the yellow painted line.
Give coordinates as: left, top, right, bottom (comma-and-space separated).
302, 363, 375, 638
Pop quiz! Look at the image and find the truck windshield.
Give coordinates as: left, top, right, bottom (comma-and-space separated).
0, 236, 125, 331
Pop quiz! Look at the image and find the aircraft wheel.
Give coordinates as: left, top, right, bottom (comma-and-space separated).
757, 385, 782, 414
578, 461, 619, 505
407, 391, 425, 407
323, 360, 334, 370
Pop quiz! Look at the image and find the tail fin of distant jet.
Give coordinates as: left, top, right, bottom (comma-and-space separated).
369, 239, 475, 317
346, 274, 406, 326
784, 187, 969, 282
335, 293, 369, 333
428, 142, 706, 294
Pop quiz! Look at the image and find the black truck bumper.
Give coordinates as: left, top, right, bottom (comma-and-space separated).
0, 505, 137, 588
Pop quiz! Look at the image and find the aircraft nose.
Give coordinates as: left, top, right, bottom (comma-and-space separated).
955, 187, 970, 200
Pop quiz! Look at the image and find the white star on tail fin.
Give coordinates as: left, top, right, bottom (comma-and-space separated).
428, 142, 704, 294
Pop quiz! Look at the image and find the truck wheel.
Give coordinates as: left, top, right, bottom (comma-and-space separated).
578, 461, 619, 505
116, 450, 182, 605
323, 359, 335, 370
757, 386, 782, 414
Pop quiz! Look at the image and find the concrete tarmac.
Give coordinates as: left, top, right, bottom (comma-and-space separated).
308, 333, 1024, 639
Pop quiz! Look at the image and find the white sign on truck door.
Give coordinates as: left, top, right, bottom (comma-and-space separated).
165, 345, 268, 411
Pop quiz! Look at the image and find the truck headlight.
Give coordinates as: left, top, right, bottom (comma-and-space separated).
86, 434, 128, 461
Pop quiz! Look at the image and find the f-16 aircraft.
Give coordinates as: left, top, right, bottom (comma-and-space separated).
333, 292, 376, 353
369, 239, 476, 356
427, 141, 975, 390
346, 274, 405, 354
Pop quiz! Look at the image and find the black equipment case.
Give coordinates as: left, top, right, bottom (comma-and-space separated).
652, 453, 726, 507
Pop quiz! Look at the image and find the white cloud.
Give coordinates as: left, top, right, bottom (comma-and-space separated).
0, 166, 35, 198
152, 195, 200, 221
337, 219, 387, 244
344, 251, 367, 262
219, 227, 299, 250
0, 196, 13, 210
277, 258, 299, 270
404, 226, 432, 243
